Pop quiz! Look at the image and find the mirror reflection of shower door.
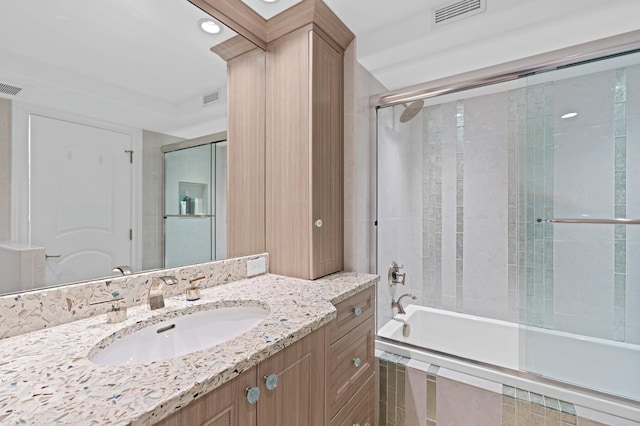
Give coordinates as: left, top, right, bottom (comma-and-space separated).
164, 142, 226, 268
30, 113, 134, 285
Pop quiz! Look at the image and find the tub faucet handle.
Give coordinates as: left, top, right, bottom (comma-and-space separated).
388, 261, 406, 286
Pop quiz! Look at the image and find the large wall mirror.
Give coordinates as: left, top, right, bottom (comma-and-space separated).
0, 0, 253, 295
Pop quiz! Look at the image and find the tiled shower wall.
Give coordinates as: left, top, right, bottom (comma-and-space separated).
377, 59, 640, 344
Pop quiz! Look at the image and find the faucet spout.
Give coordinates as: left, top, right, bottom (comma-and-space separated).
148, 276, 178, 310
112, 265, 134, 276
391, 293, 417, 315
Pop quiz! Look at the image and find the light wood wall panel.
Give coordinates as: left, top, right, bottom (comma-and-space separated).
265, 28, 311, 279
310, 31, 343, 278
227, 48, 266, 257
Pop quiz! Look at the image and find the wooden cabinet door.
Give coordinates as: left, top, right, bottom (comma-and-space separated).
155, 367, 257, 426
257, 328, 325, 426
310, 31, 344, 279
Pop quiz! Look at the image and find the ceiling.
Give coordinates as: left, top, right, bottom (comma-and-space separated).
2, 0, 640, 137
0, 0, 234, 138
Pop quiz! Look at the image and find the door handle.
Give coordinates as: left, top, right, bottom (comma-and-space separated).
45, 254, 62, 259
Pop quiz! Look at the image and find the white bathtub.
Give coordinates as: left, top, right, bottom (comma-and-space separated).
377, 304, 640, 422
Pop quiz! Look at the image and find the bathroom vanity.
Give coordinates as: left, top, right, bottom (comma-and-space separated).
156, 285, 375, 426
0, 267, 377, 425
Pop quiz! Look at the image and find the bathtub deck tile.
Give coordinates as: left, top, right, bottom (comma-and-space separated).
404, 367, 427, 426
503, 385, 517, 398
562, 414, 577, 425
427, 365, 440, 377
544, 396, 561, 412
427, 377, 437, 421
546, 407, 562, 426
396, 407, 405, 426
532, 412, 546, 426
397, 356, 411, 366
437, 376, 501, 426
397, 368, 406, 409
530, 392, 545, 407
503, 400, 516, 426
503, 395, 516, 407
516, 399, 532, 425
559, 401, 576, 416
516, 388, 531, 402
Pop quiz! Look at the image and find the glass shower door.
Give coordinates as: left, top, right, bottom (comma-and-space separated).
164, 143, 215, 268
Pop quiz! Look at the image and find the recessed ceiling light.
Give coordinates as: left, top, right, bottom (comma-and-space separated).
198, 18, 223, 35
561, 112, 578, 119
261, 0, 279, 3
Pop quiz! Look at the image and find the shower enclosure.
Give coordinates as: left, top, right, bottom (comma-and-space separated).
375, 48, 640, 412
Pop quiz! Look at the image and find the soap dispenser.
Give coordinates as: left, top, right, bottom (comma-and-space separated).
187, 276, 204, 301
183, 192, 192, 215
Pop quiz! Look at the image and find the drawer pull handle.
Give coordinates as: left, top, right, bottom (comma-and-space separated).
353, 307, 362, 316
264, 373, 278, 391
353, 424, 360, 426
246, 386, 260, 404
353, 357, 362, 368
314, 219, 323, 228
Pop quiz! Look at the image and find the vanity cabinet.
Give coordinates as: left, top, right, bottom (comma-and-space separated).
154, 326, 325, 426
326, 286, 375, 425
153, 287, 375, 426
154, 367, 257, 426
265, 26, 344, 280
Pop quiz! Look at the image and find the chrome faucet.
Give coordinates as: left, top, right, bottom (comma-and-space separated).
148, 276, 178, 310
112, 265, 134, 276
391, 293, 417, 315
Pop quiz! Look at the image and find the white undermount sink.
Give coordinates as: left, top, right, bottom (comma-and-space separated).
89, 305, 270, 366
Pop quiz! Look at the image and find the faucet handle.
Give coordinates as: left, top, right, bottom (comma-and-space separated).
160, 276, 178, 285
186, 276, 204, 301
388, 261, 406, 286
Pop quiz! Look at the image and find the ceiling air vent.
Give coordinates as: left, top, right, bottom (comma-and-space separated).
0, 81, 23, 98
433, 0, 486, 27
202, 89, 221, 106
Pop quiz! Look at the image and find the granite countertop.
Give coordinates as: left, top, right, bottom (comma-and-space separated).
0, 272, 378, 425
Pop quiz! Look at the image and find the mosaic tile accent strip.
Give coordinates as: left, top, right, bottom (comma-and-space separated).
613, 68, 627, 342
427, 365, 439, 425
455, 101, 465, 313
502, 386, 577, 426
379, 352, 411, 426
508, 89, 523, 323
423, 106, 443, 308
524, 83, 555, 328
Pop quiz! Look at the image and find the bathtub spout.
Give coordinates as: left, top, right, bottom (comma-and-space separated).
391, 293, 417, 315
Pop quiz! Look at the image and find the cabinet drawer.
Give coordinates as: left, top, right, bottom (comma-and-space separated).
329, 286, 374, 343
327, 318, 375, 419
329, 375, 375, 426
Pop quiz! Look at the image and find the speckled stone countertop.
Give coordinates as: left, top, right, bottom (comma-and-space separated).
0, 272, 377, 425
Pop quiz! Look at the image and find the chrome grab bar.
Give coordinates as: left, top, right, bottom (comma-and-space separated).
537, 218, 640, 225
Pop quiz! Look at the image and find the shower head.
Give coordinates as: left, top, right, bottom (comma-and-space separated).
399, 99, 424, 123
